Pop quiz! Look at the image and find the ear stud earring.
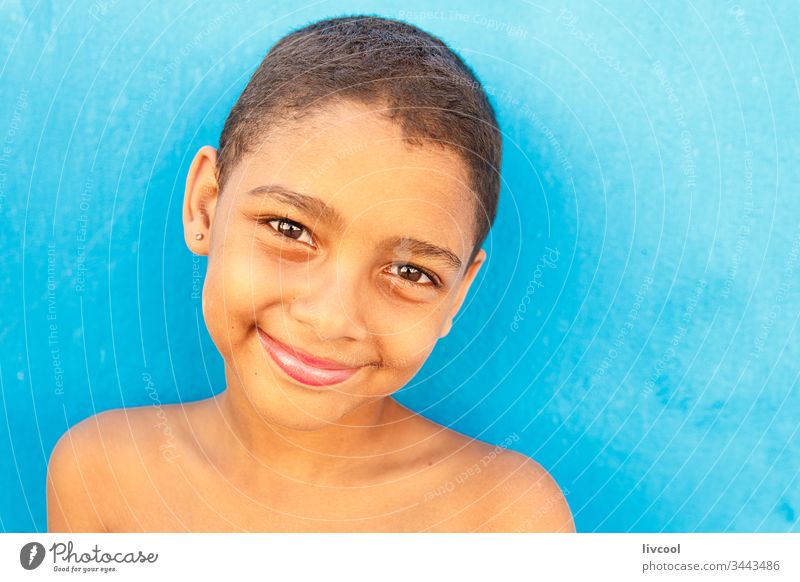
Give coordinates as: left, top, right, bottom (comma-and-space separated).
195, 232, 204, 240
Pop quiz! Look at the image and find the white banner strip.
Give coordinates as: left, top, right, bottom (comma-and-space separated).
1, 533, 797, 581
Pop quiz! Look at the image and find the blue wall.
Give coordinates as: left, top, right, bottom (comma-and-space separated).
1, 0, 797, 532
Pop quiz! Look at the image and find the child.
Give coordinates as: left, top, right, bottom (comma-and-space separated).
47, 14, 574, 532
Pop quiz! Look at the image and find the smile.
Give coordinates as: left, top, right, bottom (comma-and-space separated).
257, 328, 362, 387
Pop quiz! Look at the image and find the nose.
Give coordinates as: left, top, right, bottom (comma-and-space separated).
287, 255, 369, 342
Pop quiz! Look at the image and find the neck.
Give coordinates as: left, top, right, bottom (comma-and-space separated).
201, 381, 411, 486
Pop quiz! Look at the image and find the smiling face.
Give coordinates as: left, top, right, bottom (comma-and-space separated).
183, 99, 486, 430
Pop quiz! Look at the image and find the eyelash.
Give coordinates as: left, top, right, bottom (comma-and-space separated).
258, 216, 442, 289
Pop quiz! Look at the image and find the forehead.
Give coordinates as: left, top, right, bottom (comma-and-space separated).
230, 100, 477, 258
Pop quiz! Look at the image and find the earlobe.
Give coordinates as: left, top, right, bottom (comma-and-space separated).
183, 145, 220, 256
440, 319, 453, 338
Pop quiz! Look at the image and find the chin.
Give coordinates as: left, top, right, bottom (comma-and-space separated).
242, 375, 367, 431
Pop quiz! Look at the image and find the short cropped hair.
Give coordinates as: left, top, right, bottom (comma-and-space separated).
216, 14, 502, 266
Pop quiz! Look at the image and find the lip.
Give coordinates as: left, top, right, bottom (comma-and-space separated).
257, 328, 362, 387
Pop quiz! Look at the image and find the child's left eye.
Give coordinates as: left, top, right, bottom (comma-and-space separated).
388, 263, 439, 288
262, 217, 315, 246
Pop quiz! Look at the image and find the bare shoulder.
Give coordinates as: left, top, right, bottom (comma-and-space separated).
46, 404, 185, 532
420, 422, 575, 532
50, 405, 180, 463
47, 409, 127, 532
469, 441, 574, 532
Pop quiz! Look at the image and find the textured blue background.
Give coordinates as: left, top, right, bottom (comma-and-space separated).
1, 0, 798, 532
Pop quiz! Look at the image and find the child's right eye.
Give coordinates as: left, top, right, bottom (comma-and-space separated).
260, 217, 315, 247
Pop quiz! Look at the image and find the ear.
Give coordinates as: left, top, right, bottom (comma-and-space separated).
440, 247, 486, 338
183, 145, 221, 256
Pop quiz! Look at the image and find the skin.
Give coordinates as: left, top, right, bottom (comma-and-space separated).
46, 99, 575, 532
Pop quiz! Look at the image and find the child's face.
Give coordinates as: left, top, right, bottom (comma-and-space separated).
183, 100, 486, 430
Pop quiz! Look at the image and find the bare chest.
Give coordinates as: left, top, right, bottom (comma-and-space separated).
103, 456, 485, 532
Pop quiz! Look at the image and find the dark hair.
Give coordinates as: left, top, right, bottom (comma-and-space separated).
216, 14, 502, 266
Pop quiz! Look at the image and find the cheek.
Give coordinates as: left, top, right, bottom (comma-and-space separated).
200, 250, 278, 356
375, 316, 446, 375
212, 243, 284, 315
201, 268, 233, 359
203, 259, 239, 359
366, 285, 454, 340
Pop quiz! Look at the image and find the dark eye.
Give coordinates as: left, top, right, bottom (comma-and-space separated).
263, 218, 314, 246
389, 263, 439, 287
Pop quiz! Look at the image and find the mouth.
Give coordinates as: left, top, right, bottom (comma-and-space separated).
257, 328, 363, 387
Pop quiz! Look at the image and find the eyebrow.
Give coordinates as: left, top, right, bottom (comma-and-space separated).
246, 184, 463, 271
378, 236, 463, 272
